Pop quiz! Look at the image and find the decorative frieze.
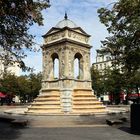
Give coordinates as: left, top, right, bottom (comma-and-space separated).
44, 29, 89, 45
45, 31, 66, 43
68, 30, 88, 43
41, 79, 91, 90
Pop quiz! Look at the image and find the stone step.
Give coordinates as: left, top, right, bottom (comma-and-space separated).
74, 91, 94, 93
73, 101, 102, 105
41, 90, 60, 93
38, 94, 60, 98
73, 91, 94, 94
36, 96, 60, 99
73, 95, 96, 97
73, 105, 105, 109
28, 106, 61, 109
73, 89, 93, 92
71, 109, 106, 113
72, 107, 106, 111
31, 104, 61, 107
71, 90, 106, 114
28, 108, 61, 111
32, 102, 60, 105
38, 95, 60, 98
73, 92, 94, 94
34, 100, 60, 102
27, 110, 62, 114
34, 97, 60, 101
73, 97, 98, 101
27, 89, 106, 114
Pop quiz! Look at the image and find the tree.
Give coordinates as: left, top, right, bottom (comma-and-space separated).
104, 68, 124, 104
0, 72, 42, 103
97, 0, 140, 96
124, 70, 140, 103
91, 67, 106, 97
0, 73, 19, 104
98, 0, 140, 72
0, 73, 19, 95
17, 75, 31, 102
91, 65, 124, 104
0, 0, 50, 71
17, 73, 42, 103
28, 72, 42, 101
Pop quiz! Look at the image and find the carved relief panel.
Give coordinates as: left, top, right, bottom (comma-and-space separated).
45, 31, 66, 44
59, 46, 66, 78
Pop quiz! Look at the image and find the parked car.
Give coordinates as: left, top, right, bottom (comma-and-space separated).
127, 93, 140, 104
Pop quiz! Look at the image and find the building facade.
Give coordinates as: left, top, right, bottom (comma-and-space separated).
0, 60, 20, 77
92, 49, 113, 74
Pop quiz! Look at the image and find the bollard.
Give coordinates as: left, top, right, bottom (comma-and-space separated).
131, 104, 140, 134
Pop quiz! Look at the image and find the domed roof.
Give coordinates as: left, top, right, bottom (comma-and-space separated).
55, 13, 77, 28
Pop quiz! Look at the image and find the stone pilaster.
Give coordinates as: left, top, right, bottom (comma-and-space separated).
60, 89, 72, 113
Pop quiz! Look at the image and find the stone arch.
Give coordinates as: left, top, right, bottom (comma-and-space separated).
51, 53, 59, 79
74, 52, 83, 79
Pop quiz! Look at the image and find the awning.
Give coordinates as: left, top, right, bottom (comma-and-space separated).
0, 92, 6, 98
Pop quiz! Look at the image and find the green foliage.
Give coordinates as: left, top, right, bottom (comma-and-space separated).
91, 67, 106, 97
98, 0, 140, 73
105, 68, 124, 104
0, 72, 42, 102
28, 72, 42, 97
0, 73, 19, 95
0, 0, 50, 71
91, 66, 124, 104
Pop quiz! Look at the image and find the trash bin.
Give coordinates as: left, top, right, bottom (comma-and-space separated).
131, 104, 140, 134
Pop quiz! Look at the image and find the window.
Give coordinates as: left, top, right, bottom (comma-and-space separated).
104, 63, 106, 69
96, 65, 98, 69
100, 64, 102, 69
102, 56, 104, 61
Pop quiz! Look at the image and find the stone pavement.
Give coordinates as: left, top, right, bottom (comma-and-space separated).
0, 104, 130, 128
0, 105, 140, 140
0, 120, 140, 140
0, 105, 28, 115
0, 104, 130, 115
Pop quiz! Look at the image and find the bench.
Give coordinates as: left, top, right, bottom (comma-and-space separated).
0, 115, 14, 122
106, 119, 123, 125
11, 119, 28, 127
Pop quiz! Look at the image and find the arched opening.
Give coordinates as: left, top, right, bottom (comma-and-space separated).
74, 58, 79, 79
54, 58, 59, 79
74, 53, 83, 79
51, 53, 59, 79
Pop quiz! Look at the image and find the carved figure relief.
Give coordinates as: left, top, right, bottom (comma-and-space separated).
67, 31, 87, 43
60, 48, 65, 78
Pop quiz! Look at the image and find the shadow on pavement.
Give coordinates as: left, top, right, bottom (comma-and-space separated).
119, 127, 140, 135
0, 122, 27, 140
119, 127, 131, 134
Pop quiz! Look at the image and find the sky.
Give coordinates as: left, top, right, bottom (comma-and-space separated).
22, 0, 116, 75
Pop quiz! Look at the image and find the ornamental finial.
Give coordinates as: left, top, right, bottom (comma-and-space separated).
64, 12, 68, 20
